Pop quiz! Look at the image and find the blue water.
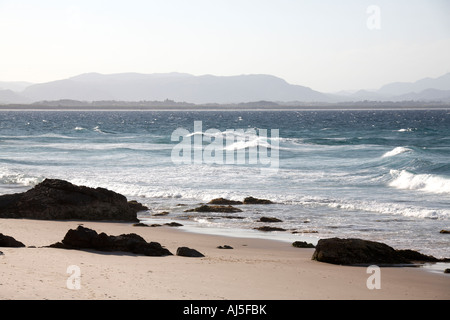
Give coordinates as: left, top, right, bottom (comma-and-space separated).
0, 109, 449, 258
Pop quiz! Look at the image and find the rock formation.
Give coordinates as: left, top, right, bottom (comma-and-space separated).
312, 238, 445, 266
184, 205, 242, 213
49, 225, 172, 256
0, 179, 146, 222
0, 233, 26, 248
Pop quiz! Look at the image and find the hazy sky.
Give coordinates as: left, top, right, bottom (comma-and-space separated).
1, 0, 449, 92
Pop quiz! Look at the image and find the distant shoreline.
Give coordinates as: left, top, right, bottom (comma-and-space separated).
1, 103, 450, 112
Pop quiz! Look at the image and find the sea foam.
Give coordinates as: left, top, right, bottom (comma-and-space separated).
389, 169, 450, 195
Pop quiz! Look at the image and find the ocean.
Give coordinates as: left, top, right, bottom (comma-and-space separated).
0, 109, 449, 260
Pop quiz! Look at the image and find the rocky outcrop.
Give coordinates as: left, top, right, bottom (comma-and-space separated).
292, 241, 315, 248
207, 196, 274, 205
0, 179, 146, 222
208, 198, 243, 205
184, 205, 242, 213
258, 217, 283, 223
49, 225, 172, 256
243, 197, 273, 204
176, 247, 205, 257
217, 245, 233, 249
254, 226, 286, 232
312, 238, 446, 266
0, 233, 26, 248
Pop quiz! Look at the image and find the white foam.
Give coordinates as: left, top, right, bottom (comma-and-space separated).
0, 168, 42, 187
389, 169, 450, 195
224, 137, 275, 151
382, 147, 412, 158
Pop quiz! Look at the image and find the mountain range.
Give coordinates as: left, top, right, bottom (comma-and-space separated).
1, 72, 450, 105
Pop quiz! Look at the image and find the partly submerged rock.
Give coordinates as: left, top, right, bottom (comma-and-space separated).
0, 233, 26, 248
243, 197, 273, 205
184, 205, 242, 213
208, 198, 243, 205
0, 179, 144, 222
312, 238, 444, 266
254, 226, 286, 232
49, 226, 172, 256
258, 217, 283, 223
164, 222, 183, 227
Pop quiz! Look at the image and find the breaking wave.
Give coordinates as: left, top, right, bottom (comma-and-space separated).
389, 169, 450, 195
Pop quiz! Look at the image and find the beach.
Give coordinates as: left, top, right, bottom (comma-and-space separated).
1, 218, 449, 300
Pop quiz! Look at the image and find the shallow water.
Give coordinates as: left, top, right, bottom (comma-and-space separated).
0, 109, 449, 258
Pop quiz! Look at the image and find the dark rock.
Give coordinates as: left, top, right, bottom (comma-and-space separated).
0, 179, 143, 222
164, 222, 183, 227
0, 251, 3, 255
292, 241, 315, 248
243, 197, 273, 205
127, 200, 149, 212
176, 247, 205, 257
184, 205, 242, 213
312, 238, 407, 265
291, 230, 318, 234
153, 211, 170, 216
395, 249, 440, 263
440, 230, 450, 234
0, 233, 26, 248
312, 238, 445, 266
258, 216, 282, 223
221, 216, 245, 220
208, 198, 243, 205
444, 269, 450, 274
254, 226, 286, 232
217, 245, 233, 249
49, 226, 172, 256
133, 223, 149, 227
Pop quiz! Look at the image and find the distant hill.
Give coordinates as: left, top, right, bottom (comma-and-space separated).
1, 72, 450, 105
377, 73, 450, 96
0, 81, 33, 92
0, 89, 31, 104
21, 72, 331, 104
336, 72, 450, 102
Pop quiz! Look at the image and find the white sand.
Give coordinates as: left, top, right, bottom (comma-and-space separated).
0, 219, 449, 300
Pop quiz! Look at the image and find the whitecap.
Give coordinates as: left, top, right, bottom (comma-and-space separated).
389, 169, 450, 195
382, 147, 412, 158
0, 168, 42, 187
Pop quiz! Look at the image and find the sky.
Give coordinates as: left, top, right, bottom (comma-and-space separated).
0, 0, 449, 93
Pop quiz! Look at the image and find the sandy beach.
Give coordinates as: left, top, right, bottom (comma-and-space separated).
0, 218, 449, 300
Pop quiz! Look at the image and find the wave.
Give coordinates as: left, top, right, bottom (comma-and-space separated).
0, 168, 43, 187
382, 147, 412, 158
93, 126, 117, 134
224, 138, 280, 151
389, 169, 450, 195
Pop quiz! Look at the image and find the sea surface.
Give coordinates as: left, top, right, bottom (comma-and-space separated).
0, 109, 449, 261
